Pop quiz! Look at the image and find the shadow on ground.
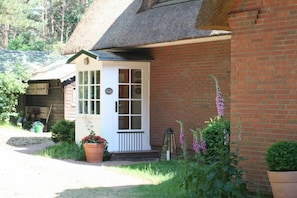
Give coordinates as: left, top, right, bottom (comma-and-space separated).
55, 185, 149, 198
6, 136, 52, 147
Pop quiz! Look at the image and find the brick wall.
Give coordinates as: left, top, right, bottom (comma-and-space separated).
229, 0, 297, 194
150, 40, 231, 148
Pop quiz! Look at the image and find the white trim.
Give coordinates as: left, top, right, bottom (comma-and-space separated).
136, 35, 231, 48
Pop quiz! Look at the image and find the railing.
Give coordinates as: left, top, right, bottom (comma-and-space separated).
117, 131, 144, 151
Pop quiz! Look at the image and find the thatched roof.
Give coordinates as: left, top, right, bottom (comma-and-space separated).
196, 0, 233, 31
64, 0, 134, 55
64, 0, 230, 55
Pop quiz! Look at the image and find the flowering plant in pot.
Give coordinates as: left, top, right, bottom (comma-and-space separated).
81, 131, 108, 163
81, 131, 108, 145
265, 141, 297, 198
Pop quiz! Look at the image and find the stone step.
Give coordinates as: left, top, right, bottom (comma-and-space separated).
111, 150, 160, 161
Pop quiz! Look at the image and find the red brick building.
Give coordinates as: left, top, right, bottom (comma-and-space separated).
197, 0, 297, 193
64, 0, 297, 195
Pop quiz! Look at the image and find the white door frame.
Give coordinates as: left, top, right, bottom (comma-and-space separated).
101, 61, 151, 152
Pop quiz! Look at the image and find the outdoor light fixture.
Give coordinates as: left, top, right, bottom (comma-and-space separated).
84, 57, 89, 65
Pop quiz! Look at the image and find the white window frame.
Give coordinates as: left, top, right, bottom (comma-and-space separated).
78, 70, 101, 115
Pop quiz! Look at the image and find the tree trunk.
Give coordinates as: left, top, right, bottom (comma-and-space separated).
3, 24, 9, 49
60, 0, 66, 44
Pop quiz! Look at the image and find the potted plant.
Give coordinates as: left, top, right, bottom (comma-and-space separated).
81, 131, 108, 163
265, 141, 297, 198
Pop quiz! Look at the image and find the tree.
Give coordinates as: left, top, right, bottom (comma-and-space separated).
0, 64, 30, 123
0, 0, 41, 49
0, 0, 93, 51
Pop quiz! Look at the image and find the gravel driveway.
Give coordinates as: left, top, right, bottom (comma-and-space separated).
0, 127, 152, 198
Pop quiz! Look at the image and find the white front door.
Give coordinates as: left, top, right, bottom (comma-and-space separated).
102, 63, 150, 152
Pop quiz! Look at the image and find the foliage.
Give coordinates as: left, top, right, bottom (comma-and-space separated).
36, 141, 111, 161
8, 33, 46, 51
110, 160, 187, 197
176, 74, 247, 197
265, 141, 297, 171
81, 131, 108, 145
199, 117, 230, 158
81, 119, 108, 145
178, 118, 247, 198
35, 142, 86, 161
1, 0, 93, 50
51, 119, 75, 143
0, 64, 30, 123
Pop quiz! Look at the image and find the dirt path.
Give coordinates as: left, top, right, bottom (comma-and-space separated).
0, 127, 153, 198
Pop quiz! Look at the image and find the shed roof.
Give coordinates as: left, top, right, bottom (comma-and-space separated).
64, 0, 230, 55
30, 60, 75, 82
0, 50, 74, 82
0, 50, 64, 72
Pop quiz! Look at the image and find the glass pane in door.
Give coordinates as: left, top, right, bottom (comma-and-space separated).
118, 69, 142, 130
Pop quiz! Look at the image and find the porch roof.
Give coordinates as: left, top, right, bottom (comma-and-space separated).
66, 49, 153, 64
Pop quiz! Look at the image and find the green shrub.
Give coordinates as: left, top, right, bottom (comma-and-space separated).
51, 120, 75, 143
180, 117, 247, 197
265, 141, 297, 171
200, 117, 230, 158
0, 65, 30, 123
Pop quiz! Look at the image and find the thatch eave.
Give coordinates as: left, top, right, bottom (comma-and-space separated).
195, 0, 234, 31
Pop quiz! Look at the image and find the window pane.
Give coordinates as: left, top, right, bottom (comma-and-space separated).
83, 71, 88, 84
96, 71, 100, 84
96, 86, 100, 99
119, 116, 129, 129
132, 69, 141, 83
119, 69, 129, 83
119, 85, 129, 98
119, 100, 129, 114
131, 101, 141, 114
84, 101, 88, 114
79, 86, 83, 99
131, 116, 141, 129
91, 86, 95, 99
83, 86, 88, 99
96, 101, 100, 114
79, 72, 83, 84
90, 71, 95, 84
90, 101, 94, 114
132, 85, 141, 99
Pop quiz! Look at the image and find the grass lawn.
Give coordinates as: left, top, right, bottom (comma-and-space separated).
35, 142, 187, 197
107, 160, 187, 198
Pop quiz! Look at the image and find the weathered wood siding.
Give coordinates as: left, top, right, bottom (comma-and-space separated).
64, 81, 76, 121
26, 80, 64, 131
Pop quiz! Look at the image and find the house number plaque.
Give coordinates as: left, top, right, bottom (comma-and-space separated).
105, 87, 113, 95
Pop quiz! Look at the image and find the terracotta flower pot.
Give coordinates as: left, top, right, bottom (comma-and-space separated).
84, 143, 105, 163
267, 171, 297, 198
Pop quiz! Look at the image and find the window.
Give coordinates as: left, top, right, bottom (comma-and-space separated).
152, 0, 194, 8
78, 70, 100, 115
138, 0, 195, 12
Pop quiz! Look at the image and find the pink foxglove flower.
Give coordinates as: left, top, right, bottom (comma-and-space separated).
216, 90, 224, 117
209, 74, 224, 117
193, 140, 200, 153
180, 132, 184, 146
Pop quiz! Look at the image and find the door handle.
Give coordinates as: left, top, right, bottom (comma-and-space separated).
115, 101, 118, 112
